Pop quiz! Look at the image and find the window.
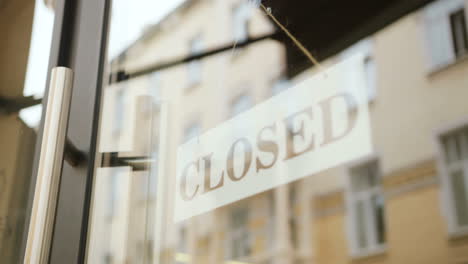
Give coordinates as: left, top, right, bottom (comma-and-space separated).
450, 9, 468, 58
440, 127, 468, 231
233, 1, 250, 42
188, 35, 203, 86
347, 160, 386, 256
424, 0, 467, 70
228, 206, 251, 259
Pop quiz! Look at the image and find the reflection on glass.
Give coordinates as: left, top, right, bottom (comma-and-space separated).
88, 0, 468, 263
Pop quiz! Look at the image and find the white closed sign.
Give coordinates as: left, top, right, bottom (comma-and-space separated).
174, 54, 372, 222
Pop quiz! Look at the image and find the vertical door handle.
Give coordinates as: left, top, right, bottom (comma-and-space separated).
24, 67, 74, 264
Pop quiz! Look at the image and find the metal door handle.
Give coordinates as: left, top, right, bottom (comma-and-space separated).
24, 67, 74, 264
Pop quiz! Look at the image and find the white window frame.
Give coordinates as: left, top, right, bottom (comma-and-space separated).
434, 118, 468, 237
344, 154, 386, 258
423, 0, 467, 71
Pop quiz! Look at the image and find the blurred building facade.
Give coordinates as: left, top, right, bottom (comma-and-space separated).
88, 0, 468, 263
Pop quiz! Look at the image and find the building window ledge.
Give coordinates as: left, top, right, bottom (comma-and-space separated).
428, 54, 468, 78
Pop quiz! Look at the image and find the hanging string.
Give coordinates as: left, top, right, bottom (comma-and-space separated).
258, 3, 325, 72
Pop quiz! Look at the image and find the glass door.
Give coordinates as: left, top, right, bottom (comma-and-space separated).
35, 0, 468, 263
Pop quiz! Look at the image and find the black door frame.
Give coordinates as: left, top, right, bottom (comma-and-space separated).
22, 0, 110, 262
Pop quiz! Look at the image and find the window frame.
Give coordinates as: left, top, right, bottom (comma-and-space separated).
434, 118, 468, 237
344, 154, 387, 258
423, 0, 467, 72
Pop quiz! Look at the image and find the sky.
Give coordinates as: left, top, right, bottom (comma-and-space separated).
108, 0, 185, 59
20, 0, 184, 127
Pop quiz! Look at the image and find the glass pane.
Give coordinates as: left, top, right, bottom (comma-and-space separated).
355, 201, 368, 250
88, 0, 468, 262
0, 0, 54, 262
450, 170, 468, 227
372, 194, 386, 245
